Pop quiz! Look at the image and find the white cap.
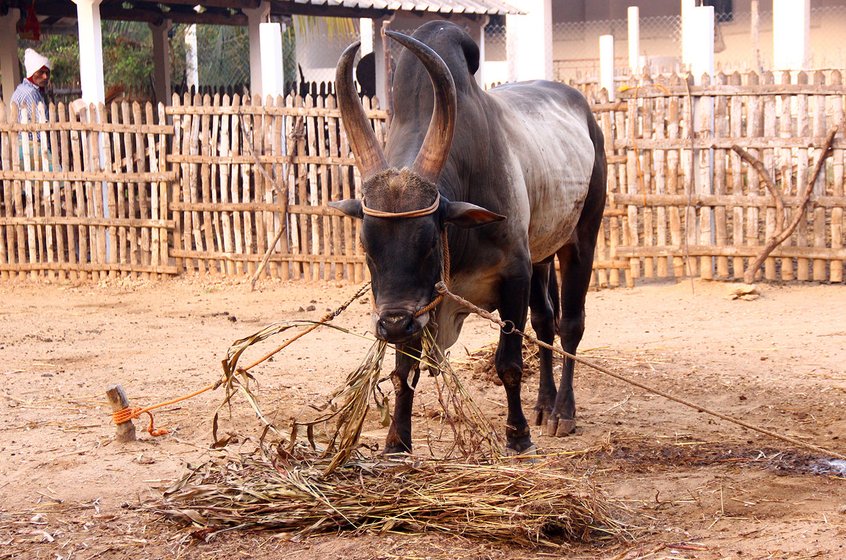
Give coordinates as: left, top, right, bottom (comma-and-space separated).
24, 48, 51, 78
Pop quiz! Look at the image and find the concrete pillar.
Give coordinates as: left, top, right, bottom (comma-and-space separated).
259, 22, 285, 98
599, 35, 615, 101
680, 0, 695, 71
245, 1, 271, 97
184, 25, 199, 92
360, 18, 374, 55
751, 0, 761, 72
373, 17, 394, 105
467, 17, 489, 88
506, 0, 553, 81
73, 0, 105, 103
773, 0, 810, 71
688, 6, 714, 84
149, 20, 172, 105
628, 6, 640, 76
0, 8, 21, 104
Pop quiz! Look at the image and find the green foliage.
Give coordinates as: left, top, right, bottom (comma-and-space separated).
20, 21, 256, 101
169, 24, 251, 89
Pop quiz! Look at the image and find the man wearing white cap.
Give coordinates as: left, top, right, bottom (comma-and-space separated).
12, 48, 52, 122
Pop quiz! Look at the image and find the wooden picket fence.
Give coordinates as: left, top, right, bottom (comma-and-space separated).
1, 70, 845, 286
0, 100, 174, 281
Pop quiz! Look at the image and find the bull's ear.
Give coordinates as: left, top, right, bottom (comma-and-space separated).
329, 199, 363, 219
443, 200, 505, 228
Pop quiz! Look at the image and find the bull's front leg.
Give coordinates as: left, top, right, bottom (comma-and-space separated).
495, 269, 534, 454
384, 339, 422, 454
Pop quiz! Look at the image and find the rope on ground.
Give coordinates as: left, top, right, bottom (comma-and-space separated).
112, 282, 373, 438
435, 281, 846, 462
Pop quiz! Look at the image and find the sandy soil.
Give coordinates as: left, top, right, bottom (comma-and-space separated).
0, 276, 844, 559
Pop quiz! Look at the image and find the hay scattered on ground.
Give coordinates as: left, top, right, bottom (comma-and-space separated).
156, 449, 632, 548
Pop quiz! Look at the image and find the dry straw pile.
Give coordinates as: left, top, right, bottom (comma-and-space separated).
155, 316, 631, 547
158, 450, 629, 547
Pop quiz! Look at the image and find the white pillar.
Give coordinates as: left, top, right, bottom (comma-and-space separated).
74, 0, 105, 103
149, 20, 172, 105
0, 8, 21, 104
467, 17, 489, 88
627, 6, 640, 76
245, 2, 271, 98
184, 25, 199, 92
680, 0, 696, 71
688, 6, 714, 84
374, 17, 393, 105
360, 18, 374, 55
773, 0, 810, 71
259, 23, 285, 98
506, 0, 553, 81
599, 35, 615, 101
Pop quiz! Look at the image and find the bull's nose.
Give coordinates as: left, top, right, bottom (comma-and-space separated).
376, 310, 418, 342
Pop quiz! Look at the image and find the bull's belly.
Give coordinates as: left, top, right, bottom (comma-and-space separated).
527, 179, 589, 262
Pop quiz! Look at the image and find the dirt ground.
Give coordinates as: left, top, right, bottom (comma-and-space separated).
0, 276, 844, 559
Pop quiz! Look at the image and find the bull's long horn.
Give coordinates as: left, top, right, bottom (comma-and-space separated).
336, 41, 387, 181
386, 30, 456, 184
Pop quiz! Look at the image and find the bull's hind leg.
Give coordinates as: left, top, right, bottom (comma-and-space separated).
530, 262, 559, 428
547, 150, 605, 437
545, 243, 589, 436
384, 340, 421, 454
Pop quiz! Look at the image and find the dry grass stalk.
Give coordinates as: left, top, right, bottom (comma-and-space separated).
156, 449, 632, 547
420, 327, 504, 458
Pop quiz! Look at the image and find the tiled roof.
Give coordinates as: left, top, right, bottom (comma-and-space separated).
288, 0, 523, 16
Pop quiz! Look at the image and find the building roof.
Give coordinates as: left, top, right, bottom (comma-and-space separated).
286, 1, 522, 16
8, 0, 521, 30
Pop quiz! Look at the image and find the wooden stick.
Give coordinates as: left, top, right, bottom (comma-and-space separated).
730, 144, 785, 233
106, 384, 137, 443
741, 126, 838, 284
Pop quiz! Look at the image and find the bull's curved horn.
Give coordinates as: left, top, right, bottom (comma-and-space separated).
386, 30, 456, 184
336, 41, 387, 181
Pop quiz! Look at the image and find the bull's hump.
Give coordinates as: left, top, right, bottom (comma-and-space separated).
493, 87, 595, 262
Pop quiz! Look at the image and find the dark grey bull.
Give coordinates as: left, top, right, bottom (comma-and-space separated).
331, 21, 606, 454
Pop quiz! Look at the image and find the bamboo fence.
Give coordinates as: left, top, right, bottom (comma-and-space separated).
1, 70, 844, 286
587, 69, 845, 286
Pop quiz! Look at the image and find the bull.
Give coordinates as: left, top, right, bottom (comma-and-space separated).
330, 21, 606, 454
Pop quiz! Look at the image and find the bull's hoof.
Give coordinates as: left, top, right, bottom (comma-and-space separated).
505, 443, 539, 460
505, 431, 536, 456
544, 417, 576, 437
533, 408, 553, 427
382, 442, 411, 455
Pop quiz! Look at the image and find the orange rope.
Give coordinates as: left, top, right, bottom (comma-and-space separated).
111, 380, 220, 437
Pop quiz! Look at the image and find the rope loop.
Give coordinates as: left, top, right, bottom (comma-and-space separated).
111, 406, 169, 437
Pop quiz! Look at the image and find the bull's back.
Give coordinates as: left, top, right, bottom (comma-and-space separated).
488, 81, 596, 262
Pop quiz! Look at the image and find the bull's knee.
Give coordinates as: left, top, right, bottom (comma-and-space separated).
497, 365, 522, 388
559, 313, 585, 350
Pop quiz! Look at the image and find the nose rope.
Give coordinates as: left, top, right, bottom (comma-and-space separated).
414, 231, 450, 318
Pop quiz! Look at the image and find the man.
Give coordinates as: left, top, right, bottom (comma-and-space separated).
12, 48, 51, 123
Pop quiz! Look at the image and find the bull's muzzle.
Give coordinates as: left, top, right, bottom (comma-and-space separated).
375, 309, 423, 343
